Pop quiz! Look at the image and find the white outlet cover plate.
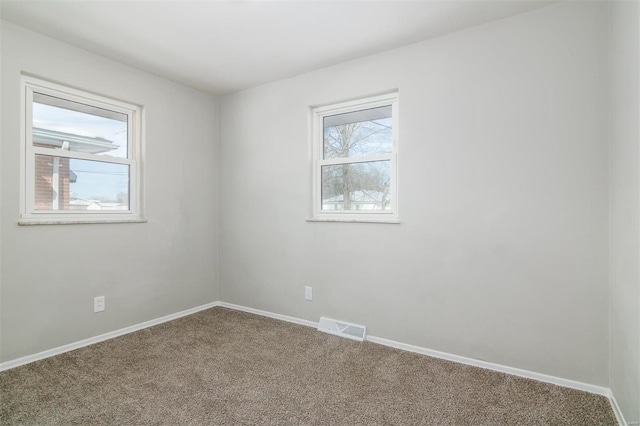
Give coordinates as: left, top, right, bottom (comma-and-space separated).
94, 296, 105, 312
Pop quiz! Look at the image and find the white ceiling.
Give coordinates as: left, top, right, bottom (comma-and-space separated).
1, 1, 555, 95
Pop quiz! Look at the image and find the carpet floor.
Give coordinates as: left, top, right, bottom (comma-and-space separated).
1, 307, 617, 425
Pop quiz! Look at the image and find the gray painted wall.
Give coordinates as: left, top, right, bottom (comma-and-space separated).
610, 1, 640, 423
218, 2, 610, 386
0, 22, 219, 362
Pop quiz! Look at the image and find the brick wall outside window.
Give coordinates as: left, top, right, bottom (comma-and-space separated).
34, 153, 70, 210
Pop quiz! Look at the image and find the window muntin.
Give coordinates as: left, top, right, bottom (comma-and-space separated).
21, 76, 142, 224
312, 93, 398, 222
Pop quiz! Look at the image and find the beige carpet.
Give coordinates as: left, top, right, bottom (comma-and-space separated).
1, 307, 616, 425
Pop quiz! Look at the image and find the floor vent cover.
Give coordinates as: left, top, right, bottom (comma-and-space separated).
317, 317, 366, 341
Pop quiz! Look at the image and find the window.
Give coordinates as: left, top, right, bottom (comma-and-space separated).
310, 93, 399, 223
20, 76, 143, 224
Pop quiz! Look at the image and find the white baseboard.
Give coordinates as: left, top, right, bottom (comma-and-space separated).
366, 334, 611, 396
0, 300, 627, 426
0, 301, 219, 372
217, 301, 318, 328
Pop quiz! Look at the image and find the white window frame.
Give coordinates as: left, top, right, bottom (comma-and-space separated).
19, 75, 144, 225
309, 92, 399, 223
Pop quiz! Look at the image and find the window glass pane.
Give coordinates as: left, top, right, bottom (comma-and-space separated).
322, 161, 391, 211
323, 105, 392, 159
32, 92, 128, 159
34, 155, 129, 211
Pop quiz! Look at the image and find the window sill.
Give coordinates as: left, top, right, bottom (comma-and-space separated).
18, 218, 147, 226
306, 217, 400, 224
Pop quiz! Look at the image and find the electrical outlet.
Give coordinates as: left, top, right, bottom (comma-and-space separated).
94, 296, 105, 313
304, 286, 313, 301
